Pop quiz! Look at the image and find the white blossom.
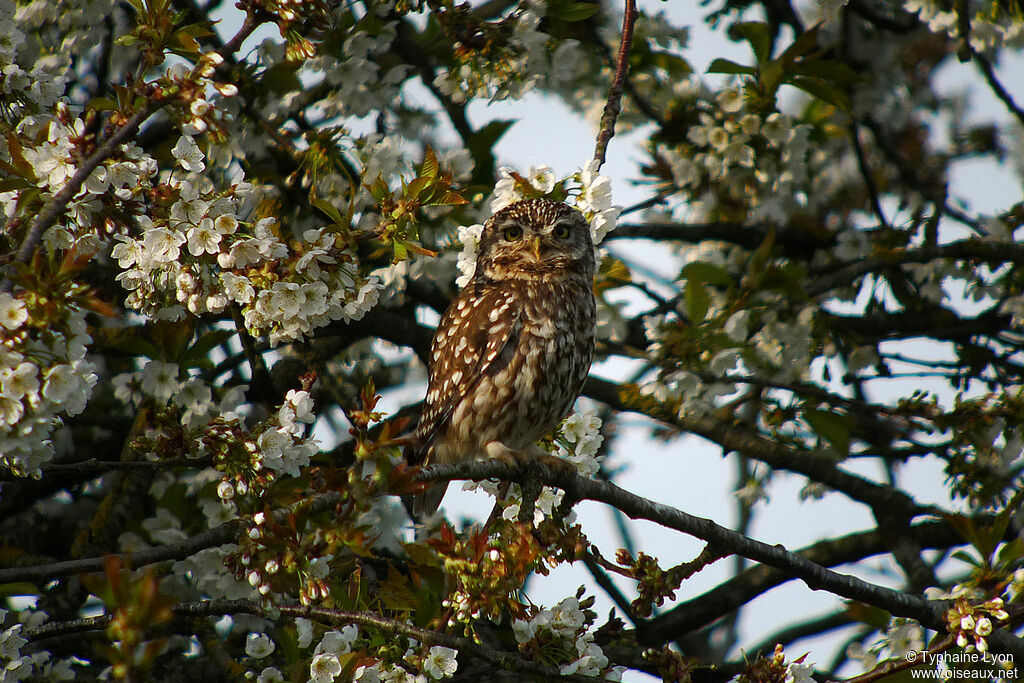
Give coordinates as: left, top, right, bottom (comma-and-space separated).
257, 667, 284, 683
245, 632, 276, 658
309, 653, 342, 683
422, 646, 458, 679
0, 294, 27, 331
172, 135, 206, 173
295, 618, 315, 648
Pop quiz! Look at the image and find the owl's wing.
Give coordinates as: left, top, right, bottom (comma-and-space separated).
405, 281, 521, 466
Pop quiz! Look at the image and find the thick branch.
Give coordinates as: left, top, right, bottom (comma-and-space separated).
417, 462, 935, 621
0, 492, 341, 584
0, 519, 243, 585
30, 598, 607, 682
583, 376, 929, 520
643, 520, 962, 641
415, 460, 1024, 658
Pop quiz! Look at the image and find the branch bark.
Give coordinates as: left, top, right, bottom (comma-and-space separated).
415, 460, 1024, 658
29, 598, 613, 683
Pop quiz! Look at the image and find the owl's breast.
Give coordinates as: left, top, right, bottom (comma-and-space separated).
500, 278, 596, 445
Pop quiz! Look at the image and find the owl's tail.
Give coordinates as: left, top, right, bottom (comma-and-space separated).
412, 483, 449, 518
402, 441, 448, 519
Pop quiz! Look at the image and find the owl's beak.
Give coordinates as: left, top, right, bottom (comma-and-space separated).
529, 235, 544, 261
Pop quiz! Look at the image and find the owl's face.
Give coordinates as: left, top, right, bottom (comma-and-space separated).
476, 199, 595, 283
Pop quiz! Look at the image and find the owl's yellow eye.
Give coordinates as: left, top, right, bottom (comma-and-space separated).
502, 225, 523, 241
552, 223, 571, 239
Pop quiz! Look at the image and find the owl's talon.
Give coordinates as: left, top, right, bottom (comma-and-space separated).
483, 441, 577, 479
534, 453, 579, 478
483, 441, 531, 470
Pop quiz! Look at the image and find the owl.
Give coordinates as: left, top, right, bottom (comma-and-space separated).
405, 199, 597, 516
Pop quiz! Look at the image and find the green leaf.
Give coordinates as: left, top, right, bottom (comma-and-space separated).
179, 21, 215, 39
403, 542, 443, 569
6, 134, 34, 178
998, 537, 1024, 565
845, 602, 891, 629
420, 147, 439, 180
87, 96, 119, 112
707, 58, 755, 76
650, 50, 693, 76
685, 280, 709, 323
105, 331, 162, 361
0, 177, 32, 192
760, 62, 786, 95
736, 22, 773, 63
405, 175, 431, 201
746, 229, 776, 282
311, 197, 343, 224
944, 513, 985, 557
789, 76, 851, 111
438, 191, 467, 206
170, 31, 201, 55
181, 329, 236, 368
556, 1, 601, 22
467, 120, 514, 185
600, 255, 632, 283
982, 509, 1013, 561
778, 23, 821, 63
951, 549, 981, 567
392, 240, 408, 263
368, 177, 390, 204
804, 408, 851, 456
260, 62, 302, 94
379, 566, 421, 611
680, 261, 734, 287
791, 58, 863, 84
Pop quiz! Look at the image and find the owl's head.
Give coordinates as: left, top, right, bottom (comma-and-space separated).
476, 199, 595, 283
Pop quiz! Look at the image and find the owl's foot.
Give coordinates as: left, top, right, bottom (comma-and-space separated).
483, 441, 580, 525
482, 442, 578, 478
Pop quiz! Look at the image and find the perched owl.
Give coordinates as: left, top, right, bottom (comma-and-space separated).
405, 199, 597, 516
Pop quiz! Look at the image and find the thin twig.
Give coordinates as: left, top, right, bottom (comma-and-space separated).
974, 52, 1024, 129
592, 0, 638, 169
849, 122, 890, 229
841, 635, 954, 683
582, 376, 930, 520
582, 552, 639, 625
0, 519, 243, 585
740, 611, 854, 661
955, 0, 971, 62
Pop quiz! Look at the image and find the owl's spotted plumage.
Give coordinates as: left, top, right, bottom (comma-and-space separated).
405, 199, 597, 515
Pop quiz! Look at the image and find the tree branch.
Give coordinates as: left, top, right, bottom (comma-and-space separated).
582, 376, 930, 520
0, 492, 341, 584
1, 12, 262, 290
592, 0, 638, 169
973, 52, 1024, 129
29, 598, 612, 682
643, 520, 962, 641
415, 460, 1024, 658
417, 462, 934, 621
